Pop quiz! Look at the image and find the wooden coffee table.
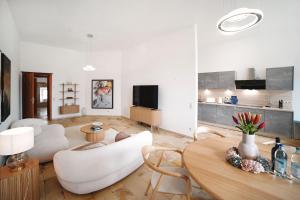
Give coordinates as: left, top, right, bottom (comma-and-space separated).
80, 124, 108, 143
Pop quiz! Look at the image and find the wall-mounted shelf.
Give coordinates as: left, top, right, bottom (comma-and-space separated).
59, 83, 80, 114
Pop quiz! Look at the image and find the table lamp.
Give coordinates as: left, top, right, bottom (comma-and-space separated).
0, 127, 34, 171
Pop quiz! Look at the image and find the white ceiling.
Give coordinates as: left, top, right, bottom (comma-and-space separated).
8, 0, 300, 51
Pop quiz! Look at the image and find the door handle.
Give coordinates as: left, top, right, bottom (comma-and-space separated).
32, 97, 34, 104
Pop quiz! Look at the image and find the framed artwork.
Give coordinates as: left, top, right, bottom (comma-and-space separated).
91, 80, 113, 109
1, 53, 11, 122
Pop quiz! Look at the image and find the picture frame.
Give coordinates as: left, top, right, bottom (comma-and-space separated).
91, 79, 113, 109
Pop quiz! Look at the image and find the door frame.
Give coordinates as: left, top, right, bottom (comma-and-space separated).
34, 73, 52, 121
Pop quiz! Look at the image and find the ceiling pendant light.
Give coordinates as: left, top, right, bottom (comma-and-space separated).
217, 8, 263, 33
83, 33, 96, 71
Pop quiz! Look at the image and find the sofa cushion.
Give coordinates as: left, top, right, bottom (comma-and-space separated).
115, 132, 130, 142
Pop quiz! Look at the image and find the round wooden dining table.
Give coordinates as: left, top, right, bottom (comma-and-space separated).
183, 137, 300, 200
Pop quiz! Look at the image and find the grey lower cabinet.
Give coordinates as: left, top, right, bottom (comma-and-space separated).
216, 105, 234, 126
265, 110, 294, 138
198, 103, 217, 123
266, 66, 294, 90
198, 103, 294, 138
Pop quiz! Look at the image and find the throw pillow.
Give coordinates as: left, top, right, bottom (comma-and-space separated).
115, 132, 130, 142
103, 128, 119, 144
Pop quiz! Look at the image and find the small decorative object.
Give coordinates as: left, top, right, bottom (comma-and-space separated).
225, 147, 271, 174
92, 121, 103, 127
232, 112, 265, 159
230, 96, 238, 104
92, 80, 113, 109
0, 127, 34, 171
67, 88, 73, 92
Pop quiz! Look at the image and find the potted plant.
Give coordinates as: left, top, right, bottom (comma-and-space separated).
232, 112, 265, 159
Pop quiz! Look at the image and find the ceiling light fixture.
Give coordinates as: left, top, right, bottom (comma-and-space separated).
217, 8, 263, 33
83, 33, 96, 71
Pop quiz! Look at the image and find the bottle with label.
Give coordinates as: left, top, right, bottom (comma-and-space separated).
274, 144, 287, 176
271, 137, 281, 171
291, 147, 300, 180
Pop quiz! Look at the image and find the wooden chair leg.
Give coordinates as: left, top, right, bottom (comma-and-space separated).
145, 180, 152, 196
149, 175, 163, 200
186, 194, 191, 200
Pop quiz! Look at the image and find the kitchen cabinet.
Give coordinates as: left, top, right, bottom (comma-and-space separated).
198, 73, 206, 89
205, 72, 219, 89
216, 105, 234, 126
198, 103, 294, 139
198, 103, 217, 123
218, 71, 236, 90
265, 110, 293, 138
198, 71, 236, 90
266, 66, 294, 90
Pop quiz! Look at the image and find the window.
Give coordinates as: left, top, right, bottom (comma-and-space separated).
40, 87, 48, 102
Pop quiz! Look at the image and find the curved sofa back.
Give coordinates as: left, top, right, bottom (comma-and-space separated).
53, 131, 152, 183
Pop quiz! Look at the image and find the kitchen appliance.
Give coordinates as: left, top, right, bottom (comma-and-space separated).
235, 68, 266, 90
206, 97, 216, 103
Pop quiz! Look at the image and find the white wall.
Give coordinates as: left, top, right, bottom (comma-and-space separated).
84, 51, 122, 116
121, 27, 198, 137
0, 0, 20, 164
20, 42, 123, 118
198, 2, 300, 120
20, 42, 85, 119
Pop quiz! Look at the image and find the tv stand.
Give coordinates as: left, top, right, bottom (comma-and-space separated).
130, 106, 161, 132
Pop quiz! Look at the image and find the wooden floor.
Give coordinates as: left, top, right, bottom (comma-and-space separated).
44, 116, 214, 200
41, 116, 299, 200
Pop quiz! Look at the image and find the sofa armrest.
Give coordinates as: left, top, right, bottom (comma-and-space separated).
11, 118, 48, 128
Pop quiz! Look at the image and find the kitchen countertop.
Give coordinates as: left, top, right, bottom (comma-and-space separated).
198, 101, 293, 112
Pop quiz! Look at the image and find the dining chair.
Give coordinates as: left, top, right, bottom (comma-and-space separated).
142, 145, 192, 200
194, 126, 226, 141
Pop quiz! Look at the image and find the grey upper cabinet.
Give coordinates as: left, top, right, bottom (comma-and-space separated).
198, 73, 206, 89
218, 71, 236, 90
198, 71, 236, 90
266, 66, 294, 90
265, 110, 293, 138
205, 72, 219, 89
198, 103, 217, 123
216, 105, 234, 126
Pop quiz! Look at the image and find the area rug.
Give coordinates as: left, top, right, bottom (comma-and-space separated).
65, 124, 119, 148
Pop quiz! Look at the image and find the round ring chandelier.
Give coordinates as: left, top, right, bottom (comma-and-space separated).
217, 8, 263, 33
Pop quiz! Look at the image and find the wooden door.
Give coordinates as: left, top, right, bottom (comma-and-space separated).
22, 72, 35, 118
46, 74, 52, 120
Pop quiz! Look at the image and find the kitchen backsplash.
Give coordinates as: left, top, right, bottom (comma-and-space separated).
198, 89, 293, 110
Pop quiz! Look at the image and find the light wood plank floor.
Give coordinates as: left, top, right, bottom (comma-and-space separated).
44, 116, 214, 200
40, 116, 298, 200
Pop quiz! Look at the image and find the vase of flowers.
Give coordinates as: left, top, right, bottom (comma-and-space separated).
232, 112, 265, 160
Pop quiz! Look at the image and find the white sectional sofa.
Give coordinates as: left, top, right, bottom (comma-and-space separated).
53, 131, 152, 194
11, 118, 69, 163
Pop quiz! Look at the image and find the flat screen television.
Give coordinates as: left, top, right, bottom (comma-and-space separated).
133, 85, 158, 109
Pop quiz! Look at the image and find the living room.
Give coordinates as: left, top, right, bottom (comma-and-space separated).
0, 0, 299, 200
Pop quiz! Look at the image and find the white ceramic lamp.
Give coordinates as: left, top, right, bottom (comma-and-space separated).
0, 127, 34, 171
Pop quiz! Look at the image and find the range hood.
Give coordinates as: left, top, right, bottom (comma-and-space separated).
235, 68, 266, 90
235, 80, 266, 90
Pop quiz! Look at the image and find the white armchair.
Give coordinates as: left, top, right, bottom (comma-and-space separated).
11, 118, 69, 163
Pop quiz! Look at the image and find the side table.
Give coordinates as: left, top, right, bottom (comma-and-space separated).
0, 158, 39, 200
